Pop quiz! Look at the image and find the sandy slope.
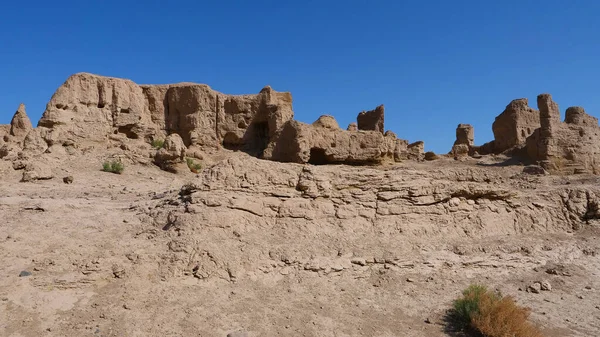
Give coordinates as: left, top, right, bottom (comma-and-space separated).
0, 152, 599, 337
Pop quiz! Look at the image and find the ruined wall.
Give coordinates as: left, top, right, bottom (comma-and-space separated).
450, 124, 474, 158
263, 107, 419, 165
2, 72, 419, 168
38, 73, 152, 143
357, 105, 384, 134
565, 107, 599, 126
526, 94, 600, 174
34, 73, 294, 154
491, 98, 540, 153
263, 119, 402, 165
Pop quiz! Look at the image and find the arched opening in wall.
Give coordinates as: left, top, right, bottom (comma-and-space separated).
245, 121, 270, 157
308, 148, 329, 165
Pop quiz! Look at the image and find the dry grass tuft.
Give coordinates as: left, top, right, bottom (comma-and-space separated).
186, 157, 202, 173
450, 284, 544, 337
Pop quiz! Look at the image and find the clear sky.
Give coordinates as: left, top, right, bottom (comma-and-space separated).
1, 1, 599, 153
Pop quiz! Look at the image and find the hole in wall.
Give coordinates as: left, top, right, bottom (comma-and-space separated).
308, 148, 329, 165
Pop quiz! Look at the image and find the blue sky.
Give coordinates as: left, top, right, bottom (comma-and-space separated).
1, 1, 599, 153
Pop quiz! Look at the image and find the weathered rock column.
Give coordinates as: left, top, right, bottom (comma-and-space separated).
454, 124, 474, 146
451, 124, 473, 158
537, 93, 560, 159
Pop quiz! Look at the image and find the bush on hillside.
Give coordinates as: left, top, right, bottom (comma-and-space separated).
102, 160, 124, 174
186, 157, 202, 173
151, 139, 165, 149
449, 284, 544, 337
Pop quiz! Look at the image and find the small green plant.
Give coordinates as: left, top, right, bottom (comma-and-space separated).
449, 284, 544, 337
102, 160, 124, 174
452, 284, 494, 329
186, 157, 202, 173
151, 139, 165, 149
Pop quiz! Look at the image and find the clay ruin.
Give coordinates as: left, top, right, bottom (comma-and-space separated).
453, 93, 600, 174
2, 73, 600, 337
2, 72, 600, 175
0, 73, 423, 167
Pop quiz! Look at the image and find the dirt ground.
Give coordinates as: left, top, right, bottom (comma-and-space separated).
1, 151, 599, 337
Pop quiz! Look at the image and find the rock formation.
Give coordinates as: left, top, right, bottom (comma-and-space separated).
312, 115, 340, 129
0, 125, 9, 142
0, 73, 419, 168
565, 106, 598, 126
357, 105, 384, 134
21, 161, 54, 182
451, 124, 474, 158
406, 141, 425, 161
526, 94, 600, 174
36, 74, 294, 155
454, 124, 474, 147
154, 134, 186, 172
262, 119, 408, 165
8, 72, 600, 176
9, 104, 33, 139
490, 98, 540, 154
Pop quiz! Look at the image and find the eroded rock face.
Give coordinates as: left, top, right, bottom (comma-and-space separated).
264, 121, 397, 165
312, 115, 340, 129
38, 73, 152, 145
451, 144, 470, 159
565, 107, 598, 127
154, 134, 186, 171
491, 98, 540, 153
10, 104, 33, 139
23, 129, 48, 155
526, 94, 600, 174
357, 105, 384, 134
454, 124, 474, 146
0, 125, 9, 143
451, 124, 474, 158
165, 154, 591, 252
0, 143, 20, 161
260, 103, 417, 165
407, 141, 425, 161
35, 73, 295, 156
347, 123, 358, 131
21, 161, 54, 182
2, 73, 420, 168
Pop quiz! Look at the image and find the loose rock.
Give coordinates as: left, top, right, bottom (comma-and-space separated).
541, 280, 552, 291
527, 282, 542, 294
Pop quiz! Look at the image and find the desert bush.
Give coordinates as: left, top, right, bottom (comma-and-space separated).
452, 284, 492, 330
151, 139, 165, 149
186, 157, 202, 173
102, 160, 124, 174
450, 284, 544, 337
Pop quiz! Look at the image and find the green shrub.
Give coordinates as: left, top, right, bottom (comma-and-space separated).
452, 284, 491, 329
449, 284, 544, 337
186, 157, 202, 173
102, 160, 124, 174
151, 139, 165, 149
